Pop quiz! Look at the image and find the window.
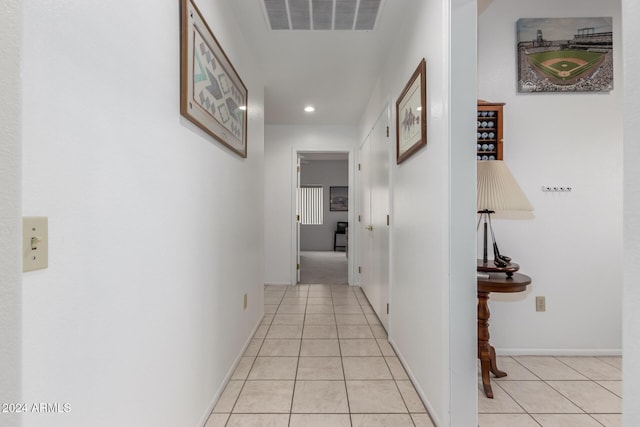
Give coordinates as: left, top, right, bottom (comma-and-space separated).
297, 185, 323, 225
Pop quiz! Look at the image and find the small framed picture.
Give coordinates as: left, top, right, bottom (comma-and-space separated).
330, 186, 348, 212
396, 58, 427, 164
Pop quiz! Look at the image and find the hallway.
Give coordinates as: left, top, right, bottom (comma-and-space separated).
204, 284, 434, 427
3, 1, 638, 426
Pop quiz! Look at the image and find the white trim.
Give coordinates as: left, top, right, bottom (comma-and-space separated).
447, 0, 479, 425
496, 348, 623, 357
197, 315, 264, 427
389, 337, 440, 427
623, 2, 640, 425
0, 0, 23, 417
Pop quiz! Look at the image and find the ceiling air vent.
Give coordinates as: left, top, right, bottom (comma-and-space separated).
262, 0, 382, 31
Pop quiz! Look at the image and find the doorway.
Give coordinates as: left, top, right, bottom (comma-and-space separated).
293, 150, 354, 286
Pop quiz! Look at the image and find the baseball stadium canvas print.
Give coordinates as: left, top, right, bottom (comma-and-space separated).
517, 17, 613, 93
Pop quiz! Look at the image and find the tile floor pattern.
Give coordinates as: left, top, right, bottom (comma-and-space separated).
479, 355, 622, 427
205, 284, 435, 427
204, 283, 623, 427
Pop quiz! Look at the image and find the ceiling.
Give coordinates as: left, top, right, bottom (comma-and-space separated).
228, 1, 491, 126
227, 0, 416, 125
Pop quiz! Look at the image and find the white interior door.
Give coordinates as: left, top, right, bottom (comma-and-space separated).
359, 106, 391, 329
296, 157, 301, 283
359, 137, 373, 304
371, 109, 390, 328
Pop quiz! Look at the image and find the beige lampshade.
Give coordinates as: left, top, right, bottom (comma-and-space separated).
477, 160, 534, 219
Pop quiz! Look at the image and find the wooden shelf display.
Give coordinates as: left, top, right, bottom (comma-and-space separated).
477, 100, 504, 161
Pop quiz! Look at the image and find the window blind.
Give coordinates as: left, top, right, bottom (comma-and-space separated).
297, 185, 323, 225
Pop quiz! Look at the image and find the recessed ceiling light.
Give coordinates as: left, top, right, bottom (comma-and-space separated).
239, 105, 247, 111
304, 106, 315, 113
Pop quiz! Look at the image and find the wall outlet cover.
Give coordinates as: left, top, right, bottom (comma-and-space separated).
23, 216, 48, 272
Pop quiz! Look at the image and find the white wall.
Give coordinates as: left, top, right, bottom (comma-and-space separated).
21, 1, 264, 426
358, 0, 478, 425
300, 160, 349, 251
0, 1, 23, 426
623, 0, 640, 424
264, 125, 357, 285
478, 0, 623, 354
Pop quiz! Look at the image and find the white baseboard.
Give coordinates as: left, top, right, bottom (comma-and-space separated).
388, 337, 441, 427
197, 316, 264, 427
264, 282, 292, 286
496, 348, 623, 357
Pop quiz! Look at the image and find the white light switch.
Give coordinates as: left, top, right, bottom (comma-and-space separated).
23, 216, 48, 272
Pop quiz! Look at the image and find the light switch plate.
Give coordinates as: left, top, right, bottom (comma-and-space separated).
23, 216, 48, 272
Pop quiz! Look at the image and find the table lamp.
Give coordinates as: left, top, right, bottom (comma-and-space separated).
477, 160, 533, 275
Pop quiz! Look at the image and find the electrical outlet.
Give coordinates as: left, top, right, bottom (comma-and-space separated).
244, 293, 248, 310
535, 296, 546, 312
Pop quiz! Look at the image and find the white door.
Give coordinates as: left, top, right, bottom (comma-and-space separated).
371, 109, 390, 328
295, 157, 301, 283
359, 106, 391, 329
359, 137, 373, 307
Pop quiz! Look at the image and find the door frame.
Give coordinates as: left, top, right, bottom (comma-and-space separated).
290, 147, 355, 286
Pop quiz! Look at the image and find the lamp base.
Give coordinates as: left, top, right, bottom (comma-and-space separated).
477, 259, 520, 278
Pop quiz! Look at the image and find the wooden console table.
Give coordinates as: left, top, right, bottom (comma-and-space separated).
477, 271, 531, 398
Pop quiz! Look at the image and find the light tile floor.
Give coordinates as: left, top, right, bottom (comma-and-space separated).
205, 283, 623, 427
205, 284, 435, 427
479, 355, 622, 427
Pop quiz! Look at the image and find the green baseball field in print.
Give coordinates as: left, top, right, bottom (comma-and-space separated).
517, 17, 613, 92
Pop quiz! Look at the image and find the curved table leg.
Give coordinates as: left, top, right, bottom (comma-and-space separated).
480, 359, 494, 398
490, 345, 507, 378
478, 290, 509, 398
477, 291, 494, 398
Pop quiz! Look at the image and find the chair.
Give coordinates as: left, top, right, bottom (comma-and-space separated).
334, 222, 348, 251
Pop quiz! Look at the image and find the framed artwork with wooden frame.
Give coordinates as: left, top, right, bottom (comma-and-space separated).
180, 0, 248, 158
396, 58, 427, 164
